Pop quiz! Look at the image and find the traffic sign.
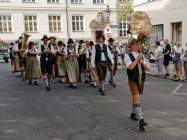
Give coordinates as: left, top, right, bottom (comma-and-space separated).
103, 24, 112, 34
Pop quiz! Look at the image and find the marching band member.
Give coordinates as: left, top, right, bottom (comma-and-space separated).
40, 35, 55, 91
13, 37, 23, 73
25, 42, 41, 85
49, 35, 57, 79
85, 41, 98, 87
108, 38, 120, 87
77, 40, 87, 83
55, 41, 67, 83
124, 39, 150, 131
65, 39, 79, 89
91, 35, 114, 96
9, 42, 15, 73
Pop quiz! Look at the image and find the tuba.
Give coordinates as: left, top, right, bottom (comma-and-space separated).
21, 33, 31, 50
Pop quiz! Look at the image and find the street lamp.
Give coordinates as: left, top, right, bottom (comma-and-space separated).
104, 5, 111, 23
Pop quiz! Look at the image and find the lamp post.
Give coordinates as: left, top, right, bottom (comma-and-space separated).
104, 5, 111, 23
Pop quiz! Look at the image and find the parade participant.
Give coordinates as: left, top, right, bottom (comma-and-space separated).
40, 35, 55, 91
25, 42, 41, 85
77, 40, 87, 82
13, 37, 23, 73
65, 39, 79, 89
108, 38, 120, 87
91, 35, 114, 96
85, 41, 98, 87
55, 41, 67, 83
49, 35, 57, 79
124, 39, 150, 131
9, 42, 15, 73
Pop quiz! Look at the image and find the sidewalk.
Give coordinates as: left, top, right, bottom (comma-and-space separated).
147, 63, 187, 82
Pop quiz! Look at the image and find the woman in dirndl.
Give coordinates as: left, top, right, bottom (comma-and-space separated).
55, 41, 67, 83
25, 42, 41, 85
65, 39, 79, 89
85, 41, 98, 87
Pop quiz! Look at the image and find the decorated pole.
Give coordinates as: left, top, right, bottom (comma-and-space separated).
129, 11, 152, 86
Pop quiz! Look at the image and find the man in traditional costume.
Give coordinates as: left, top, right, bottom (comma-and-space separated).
65, 39, 79, 89
108, 38, 120, 87
85, 41, 98, 87
77, 40, 87, 83
25, 42, 41, 85
9, 42, 15, 73
40, 35, 55, 91
55, 41, 67, 83
91, 35, 114, 96
124, 39, 150, 131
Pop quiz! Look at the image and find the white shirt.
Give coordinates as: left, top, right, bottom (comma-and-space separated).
124, 51, 150, 70
155, 46, 163, 59
38, 42, 55, 53
91, 44, 114, 67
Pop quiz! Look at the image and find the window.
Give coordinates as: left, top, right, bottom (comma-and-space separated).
23, 0, 36, 2
71, 0, 82, 4
119, 20, 128, 37
93, 0, 104, 4
24, 15, 37, 32
48, 15, 62, 32
0, 0, 9, 1
119, 0, 132, 3
72, 15, 84, 32
47, 0, 59, 3
0, 15, 12, 32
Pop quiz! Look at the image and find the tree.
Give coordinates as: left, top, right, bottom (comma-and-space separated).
117, 2, 134, 21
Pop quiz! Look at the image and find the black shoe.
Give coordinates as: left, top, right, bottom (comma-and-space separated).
130, 113, 139, 121
165, 73, 170, 77
46, 86, 50, 91
109, 80, 113, 85
29, 80, 32, 85
85, 80, 89, 84
98, 88, 105, 96
112, 82, 117, 87
34, 81, 38, 85
139, 119, 148, 131
72, 85, 77, 89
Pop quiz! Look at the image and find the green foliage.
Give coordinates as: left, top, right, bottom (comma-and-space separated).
117, 2, 134, 21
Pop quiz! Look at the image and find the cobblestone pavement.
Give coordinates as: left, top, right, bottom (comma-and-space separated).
0, 63, 187, 140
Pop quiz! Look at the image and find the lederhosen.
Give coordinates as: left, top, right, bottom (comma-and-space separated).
40, 44, 54, 75
108, 45, 118, 75
127, 53, 146, 98
65, 48, 79, 83
25, 49, 41, 80
95, 44, 110, 82
78, 45, 87, 74
55, 47, 66, 78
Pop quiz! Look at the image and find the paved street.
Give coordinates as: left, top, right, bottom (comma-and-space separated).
0, 63, 187, 140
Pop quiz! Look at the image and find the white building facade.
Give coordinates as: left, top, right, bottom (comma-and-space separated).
134, 0, 187, 46
0, 0, 132, 42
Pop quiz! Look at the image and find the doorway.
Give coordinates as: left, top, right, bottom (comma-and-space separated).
171, 22, 182, 43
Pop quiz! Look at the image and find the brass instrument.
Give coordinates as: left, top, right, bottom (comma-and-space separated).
21, 33, 31, 50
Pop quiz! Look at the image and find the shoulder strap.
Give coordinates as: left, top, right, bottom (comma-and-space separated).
128, 53, 135, 62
